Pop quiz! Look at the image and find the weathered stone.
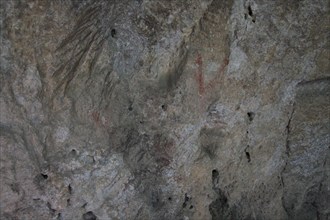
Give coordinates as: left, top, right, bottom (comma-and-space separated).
0, 0, 329, 219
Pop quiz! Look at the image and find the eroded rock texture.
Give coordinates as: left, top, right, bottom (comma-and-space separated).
0, 0, 329, 219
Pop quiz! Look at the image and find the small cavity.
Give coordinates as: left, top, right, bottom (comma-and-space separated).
111, 29, 116, 38
182, 193, 191, 208
47, 202, 56, 214
245, 151, 251, 162
41, 173, 48, 180
247, 112, 255, 122
212, 169, 219, 181
70, 149, 77, 155
248, 5, 253, 16
83, 211, 97, 220
57, 213, 63, 220
161, 104, 167, 111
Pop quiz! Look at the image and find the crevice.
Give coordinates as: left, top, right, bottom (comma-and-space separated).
47, 202, 56, 215
297, 76, 330, 86
280, 102, 296, 218
182, 193, 191, 208
68, 184, 73, 195
248, 5, 253, 17
245, 151, 251, 163
285, 103, 295, 157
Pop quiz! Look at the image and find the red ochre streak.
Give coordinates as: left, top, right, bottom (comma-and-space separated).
195, 53, 205, 95
206, 57, 229, 90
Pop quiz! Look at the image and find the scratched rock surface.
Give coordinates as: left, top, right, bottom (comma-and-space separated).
0, 0, 329, 219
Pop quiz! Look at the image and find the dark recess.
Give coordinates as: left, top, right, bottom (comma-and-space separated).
248, 6, 253, 16
83, 211, 97, 220
212, 169, 219, 185
209, 189, 232, 220
245, 151, 251, 162
182, 193, 191, 208
57, 213, 63, 220
161, 104, 167, 111
247, 5, 256, 22
111, 29, 116, 38
247, 112, 255, 122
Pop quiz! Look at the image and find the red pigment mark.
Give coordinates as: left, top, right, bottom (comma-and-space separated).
91, 111, 100, 125
206, 57, 229, 90
153, 134, 174, 168
195, 53, 205, 95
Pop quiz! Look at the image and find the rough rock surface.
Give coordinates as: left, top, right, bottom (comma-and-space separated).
0, 0, 329, 219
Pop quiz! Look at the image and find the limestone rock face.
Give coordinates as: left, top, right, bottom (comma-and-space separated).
0, 0, 329, 219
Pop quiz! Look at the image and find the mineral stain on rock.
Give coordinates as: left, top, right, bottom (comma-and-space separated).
0, 0, 329, 219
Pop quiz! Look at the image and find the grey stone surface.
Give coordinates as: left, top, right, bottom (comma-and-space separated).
0, 0, 329, 219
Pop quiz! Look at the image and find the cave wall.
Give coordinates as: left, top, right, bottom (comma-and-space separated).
0, 0, 329, 219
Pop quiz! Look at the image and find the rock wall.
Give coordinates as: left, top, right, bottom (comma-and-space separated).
0, 0, 329, 219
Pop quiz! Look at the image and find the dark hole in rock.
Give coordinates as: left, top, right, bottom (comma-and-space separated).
247, 112, 255, 122
67, 198, 71, 206
111, 29, 116, 38
168, 197, 172, 201
161, 104, 167, 111
190, 205, 194, 209
47, 202, 56, 214
41, 173, 48, 179
128, 106, 133, 111
245, 151, 251, 162
57, 213, 63, 220
182, 193, 190, 208
248, 6, 253, 16
83, 211, 97, 220
71, 149, 77, 155
212, 169, 219, 184
68, 184, 72, 194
